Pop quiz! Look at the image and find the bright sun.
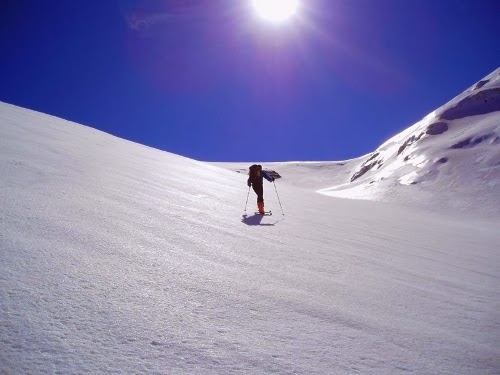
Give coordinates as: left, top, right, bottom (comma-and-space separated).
252, 0, 299, 23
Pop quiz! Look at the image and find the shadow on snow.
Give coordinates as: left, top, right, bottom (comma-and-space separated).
241, 214, 277, 226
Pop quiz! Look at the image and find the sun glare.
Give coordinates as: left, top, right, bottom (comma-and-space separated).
252, 0, 299, 23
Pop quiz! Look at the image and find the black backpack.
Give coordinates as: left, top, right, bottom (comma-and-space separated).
248, 164, 262, 182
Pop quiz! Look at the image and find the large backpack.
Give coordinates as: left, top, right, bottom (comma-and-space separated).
248, 164, 262, 183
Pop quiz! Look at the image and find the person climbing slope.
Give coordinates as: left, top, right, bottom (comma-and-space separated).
247, 164, 274, 214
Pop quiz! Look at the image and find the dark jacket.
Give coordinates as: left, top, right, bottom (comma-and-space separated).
247, 170, 273, 187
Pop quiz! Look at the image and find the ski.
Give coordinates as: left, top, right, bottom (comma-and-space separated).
254, 211, 272, 216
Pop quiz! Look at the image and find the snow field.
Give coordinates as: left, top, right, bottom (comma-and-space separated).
1, 101, 500, 374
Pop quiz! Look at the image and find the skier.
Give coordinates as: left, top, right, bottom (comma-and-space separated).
247, 164, 274, 214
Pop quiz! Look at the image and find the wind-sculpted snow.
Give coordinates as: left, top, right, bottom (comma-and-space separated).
319, 68, 500, 218
450, 131, 499, 149
1, 98, 500, 375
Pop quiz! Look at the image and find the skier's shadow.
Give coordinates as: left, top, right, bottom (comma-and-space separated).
241, 214, 276, 226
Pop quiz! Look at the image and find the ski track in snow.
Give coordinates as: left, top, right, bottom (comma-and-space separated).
1, 99, 500, 374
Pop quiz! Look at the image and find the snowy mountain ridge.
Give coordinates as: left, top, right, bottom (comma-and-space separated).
230, 69, 500, 218
318, 69, 500, 217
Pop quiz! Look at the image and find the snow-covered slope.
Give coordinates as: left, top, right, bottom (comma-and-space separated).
317, 68, 500, 218
1, 97, 499, 375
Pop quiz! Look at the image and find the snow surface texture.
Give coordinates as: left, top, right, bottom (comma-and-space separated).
1, 71, 500, 374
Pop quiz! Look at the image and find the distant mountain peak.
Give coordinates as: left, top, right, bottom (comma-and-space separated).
320, 68, 500, 217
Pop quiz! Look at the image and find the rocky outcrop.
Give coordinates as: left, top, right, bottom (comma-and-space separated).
350, 152, 382, 182
440, 88, 500, 120
426, 122, 448, 135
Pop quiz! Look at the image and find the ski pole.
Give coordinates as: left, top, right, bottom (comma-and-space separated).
273, 181, 284, 216
244, 185, 251, 213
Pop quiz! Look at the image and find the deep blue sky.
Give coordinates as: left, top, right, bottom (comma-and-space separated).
1, 0, 499, 161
